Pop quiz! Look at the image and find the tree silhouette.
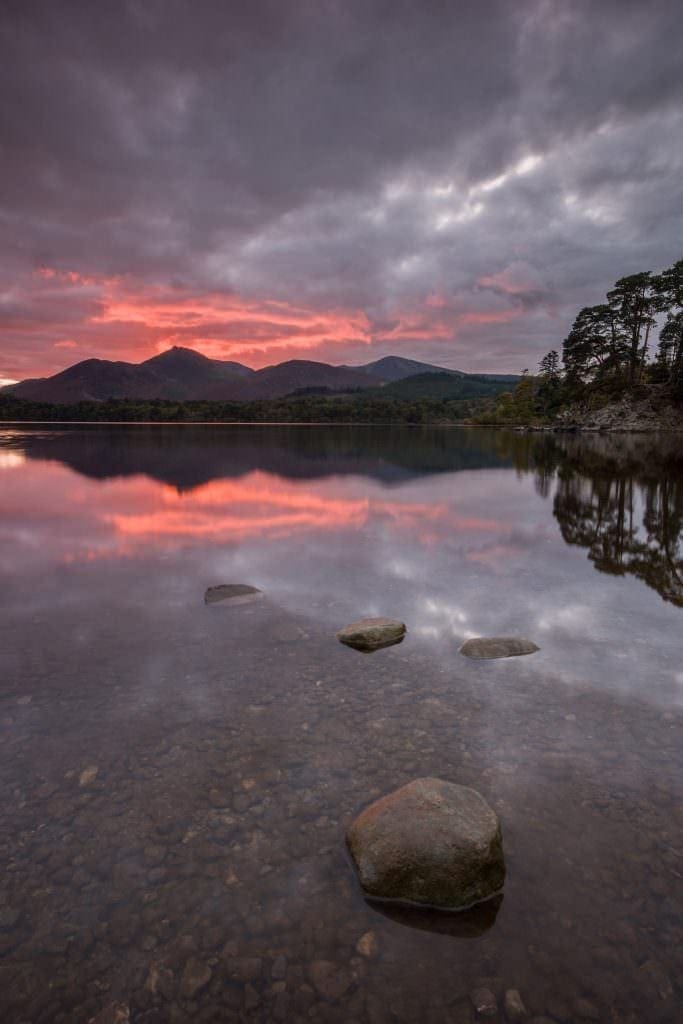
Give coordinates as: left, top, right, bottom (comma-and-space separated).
529, 436, 683, 607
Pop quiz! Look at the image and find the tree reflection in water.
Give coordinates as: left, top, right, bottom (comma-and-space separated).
524, 433, 683, 608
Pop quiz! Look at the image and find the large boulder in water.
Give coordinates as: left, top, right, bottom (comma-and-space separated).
346, 778, 504, 909
459, 636, 538, 660
336, 617, 406, 652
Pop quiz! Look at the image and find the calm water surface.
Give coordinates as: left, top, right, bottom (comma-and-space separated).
0, 425, 681, 1024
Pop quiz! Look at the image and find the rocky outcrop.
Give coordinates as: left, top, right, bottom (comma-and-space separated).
336, 617, 406, 651
346, 778, 504, 909
459, 636, 539, 660
204, 584, 262, 605
554, 386, 682, 433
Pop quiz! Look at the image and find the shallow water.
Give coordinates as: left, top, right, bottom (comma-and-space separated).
0, 425, 681, 1024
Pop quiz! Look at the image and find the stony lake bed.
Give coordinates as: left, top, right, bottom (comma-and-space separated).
0, 424, 681, 1023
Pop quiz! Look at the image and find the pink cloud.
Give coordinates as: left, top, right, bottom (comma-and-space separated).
0, 266, 529, 380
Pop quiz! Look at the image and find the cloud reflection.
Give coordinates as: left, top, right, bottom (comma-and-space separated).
1, 427, 681, 705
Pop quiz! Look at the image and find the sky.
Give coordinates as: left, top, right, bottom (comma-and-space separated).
1, 0, 683, 384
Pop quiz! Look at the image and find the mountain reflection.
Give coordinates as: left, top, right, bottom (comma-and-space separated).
1, 424, 512, 489
2, 425, 682, 609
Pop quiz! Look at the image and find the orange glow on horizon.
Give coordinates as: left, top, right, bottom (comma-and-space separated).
0, 266, 525, 379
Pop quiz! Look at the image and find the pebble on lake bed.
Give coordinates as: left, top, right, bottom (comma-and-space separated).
459, 636, 539, 659
504, 989, 528, 1020
204, 583, 263, 605
79, 766, 99, 787
336, 616, 406, 651
346, 777, 505, 909
88, 1003, 130, 1024
308, 960, 352, 1001
471, 987, 498, 1017
356, 930, 379, 958
179, 957, 212, 999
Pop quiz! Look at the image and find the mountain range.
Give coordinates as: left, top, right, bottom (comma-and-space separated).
1, 347, 518, 404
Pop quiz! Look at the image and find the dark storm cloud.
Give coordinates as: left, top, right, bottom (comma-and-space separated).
1, 0, 682, 377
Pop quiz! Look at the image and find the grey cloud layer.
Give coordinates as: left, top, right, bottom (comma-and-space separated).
1, 0, 682, 372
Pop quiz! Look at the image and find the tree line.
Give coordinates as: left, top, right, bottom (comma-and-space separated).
0, 393, 488, 425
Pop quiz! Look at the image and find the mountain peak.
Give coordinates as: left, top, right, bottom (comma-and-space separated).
352, 355, 465, 382
143, 346, 212, 367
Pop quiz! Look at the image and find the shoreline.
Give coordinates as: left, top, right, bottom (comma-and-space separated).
1, 419, 471, 428
1, 418, 682, 432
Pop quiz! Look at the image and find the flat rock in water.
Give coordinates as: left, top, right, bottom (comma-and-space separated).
459, 636, 539, 660
204, 584, 263, 606
346, 777, 505, 909
336, 617, 406, 651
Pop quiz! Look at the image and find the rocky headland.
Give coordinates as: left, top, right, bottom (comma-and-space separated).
552, 386, 682, 432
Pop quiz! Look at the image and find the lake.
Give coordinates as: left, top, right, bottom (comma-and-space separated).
0, 424, 680, 1024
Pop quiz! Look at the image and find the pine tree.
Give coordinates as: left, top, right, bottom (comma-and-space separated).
539, 350, 560, 378
606, 273, 657, 381
562, 305, 625, 383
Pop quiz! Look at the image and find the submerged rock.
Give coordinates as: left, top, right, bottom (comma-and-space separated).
336, 617, 406, 651
204, 583, 262, 606
79, 765, 99, 787
471, 987, 497, 1017
459, 636, 539, 660
355, 930, 379, 957
505, 989, 528, 1020
308, 960, 352, 1001
180, 957, 212, 999
346, 778, 504, 909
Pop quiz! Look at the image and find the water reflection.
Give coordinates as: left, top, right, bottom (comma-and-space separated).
370, 893, 502, 938
0, 425, 681, 1023
3, 424, 681, 609
0, 424, 513, 489
534, 435, 683, 608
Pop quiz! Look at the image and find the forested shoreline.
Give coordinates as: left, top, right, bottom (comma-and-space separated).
478, 258, 683, 425
0, 393, 485, 425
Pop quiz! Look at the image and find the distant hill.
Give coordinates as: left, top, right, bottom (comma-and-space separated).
350, 355, 466, 382
374, 371, 519, 401
3, 348, 374, 404
247, 360, 373, 399
4, 347, 255, 403
1, 346, 518, 404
